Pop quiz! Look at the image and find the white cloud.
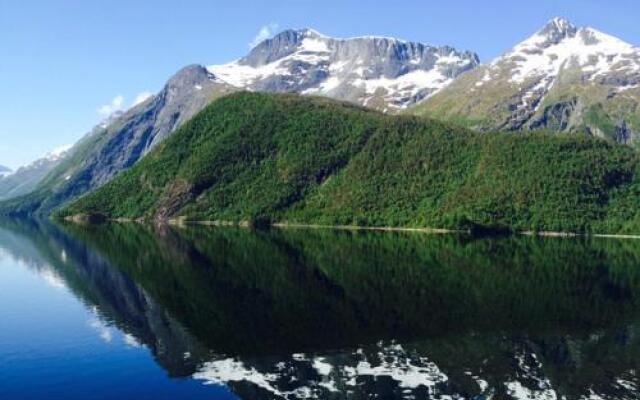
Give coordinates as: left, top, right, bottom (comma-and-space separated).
89, 318, 113, 343
132, 91, 153, 107
249, 23, 279, 49
97, 95, 125, 117
97, 92, 153, 118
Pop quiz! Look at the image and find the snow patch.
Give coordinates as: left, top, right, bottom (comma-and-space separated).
45, 144, 72, 161
300, 38, 330, 53
207, 28, 477, 110
506, 26, 639, 85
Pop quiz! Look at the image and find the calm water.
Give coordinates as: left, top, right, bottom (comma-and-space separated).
1, 220, 640, 399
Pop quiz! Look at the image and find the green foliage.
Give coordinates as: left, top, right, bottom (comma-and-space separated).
584, 104, 617, 139
58, 92, 640, 234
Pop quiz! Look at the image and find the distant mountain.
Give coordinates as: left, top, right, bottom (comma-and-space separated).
59, 92, 640, 235
209, 28, 479, 111
0, 165, 11, 178
0, 146, 70, 201
413, 18, 640, 143
0, 29, 477, 216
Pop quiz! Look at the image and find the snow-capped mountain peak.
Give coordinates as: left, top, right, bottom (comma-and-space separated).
208, 28, 479, 111
538, 17, 578, 43
416, 18, 640, 141
501, 18, 639, 85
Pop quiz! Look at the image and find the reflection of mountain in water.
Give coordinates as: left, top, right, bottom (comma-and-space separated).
0, 219, 210, 377
1, 219, 640, 399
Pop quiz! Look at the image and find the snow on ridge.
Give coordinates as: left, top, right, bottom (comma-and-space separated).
299, 37, 330, 53
48, 144, 72, 158
295, 28, 413, 45
207, 29, 477, 110
44, 144, 72, 161
503, 21, 639, 85
351, 68, 454, 108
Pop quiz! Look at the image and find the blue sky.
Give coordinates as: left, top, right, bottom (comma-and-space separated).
1, 0, 639, 169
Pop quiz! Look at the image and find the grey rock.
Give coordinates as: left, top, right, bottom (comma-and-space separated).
18, 65, 235, 214
211, 28, 480, 110
537, 17, 579, 47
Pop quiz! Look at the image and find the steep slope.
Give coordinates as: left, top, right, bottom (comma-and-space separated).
1, 29, 477, 216
59, 92, 640, 234
0, 145, 71, 200
413, 18, 640, 143
209, 28, 479, 111
0, 66, 236, 215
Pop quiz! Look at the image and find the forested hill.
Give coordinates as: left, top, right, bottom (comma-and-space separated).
58, 92, 640, 235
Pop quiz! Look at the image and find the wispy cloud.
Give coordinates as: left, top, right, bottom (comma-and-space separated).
98, 92, 153, 118
249, 23, 279, 49
97, 95, 125, 117
132, 91, 153, 107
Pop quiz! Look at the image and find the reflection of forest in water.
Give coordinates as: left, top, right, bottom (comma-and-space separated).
2, 218, 640, 399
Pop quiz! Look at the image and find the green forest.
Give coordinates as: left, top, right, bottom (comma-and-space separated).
56, 92, 640, 235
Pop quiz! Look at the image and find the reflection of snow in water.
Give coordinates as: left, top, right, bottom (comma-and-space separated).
37, 266, 67, 290
87, 307, 144, 349
193, 340, 639, 399
88, 318, 113, 343
194, 342, 457, 399
123, 333, 143, 348
505, 351, 558, 399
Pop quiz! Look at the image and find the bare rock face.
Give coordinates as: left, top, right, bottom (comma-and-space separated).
209, 28, 479, 111
20, 66, 236, 214
72, 65, 234, 186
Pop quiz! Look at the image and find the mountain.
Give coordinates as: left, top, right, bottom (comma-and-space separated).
209, 28, 479, 112
0, 165, 11, 178
0, 66, 236, 215
58, 92, 640, 234
412, 18, 640, 143
0, 146, 71, 201
2, 29, 476, 216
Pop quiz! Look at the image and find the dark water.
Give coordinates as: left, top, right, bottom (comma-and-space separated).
1, 220, 640, 399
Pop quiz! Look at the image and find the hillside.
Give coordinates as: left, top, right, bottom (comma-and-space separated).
0, 28, 477, 217
56, 92, 640, 234
0, 145, 71, 201
412, 18, 640, 144
0, 66, 236, 216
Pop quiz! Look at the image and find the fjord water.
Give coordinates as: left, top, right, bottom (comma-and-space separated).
1, 220, 640, 399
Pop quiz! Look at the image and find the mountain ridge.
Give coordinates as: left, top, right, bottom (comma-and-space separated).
0, 29, 478, 215
208, 28, 479, 111
412, 17, 640, 143
0, 146, 72, 201
5, 18, 640, 219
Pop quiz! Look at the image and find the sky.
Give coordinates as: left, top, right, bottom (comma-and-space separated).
1, 0, 639, 169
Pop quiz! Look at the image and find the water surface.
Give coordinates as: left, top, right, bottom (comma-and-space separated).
1, 219, 640, 399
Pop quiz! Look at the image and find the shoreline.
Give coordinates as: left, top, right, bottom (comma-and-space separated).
62, 215, 640, 240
